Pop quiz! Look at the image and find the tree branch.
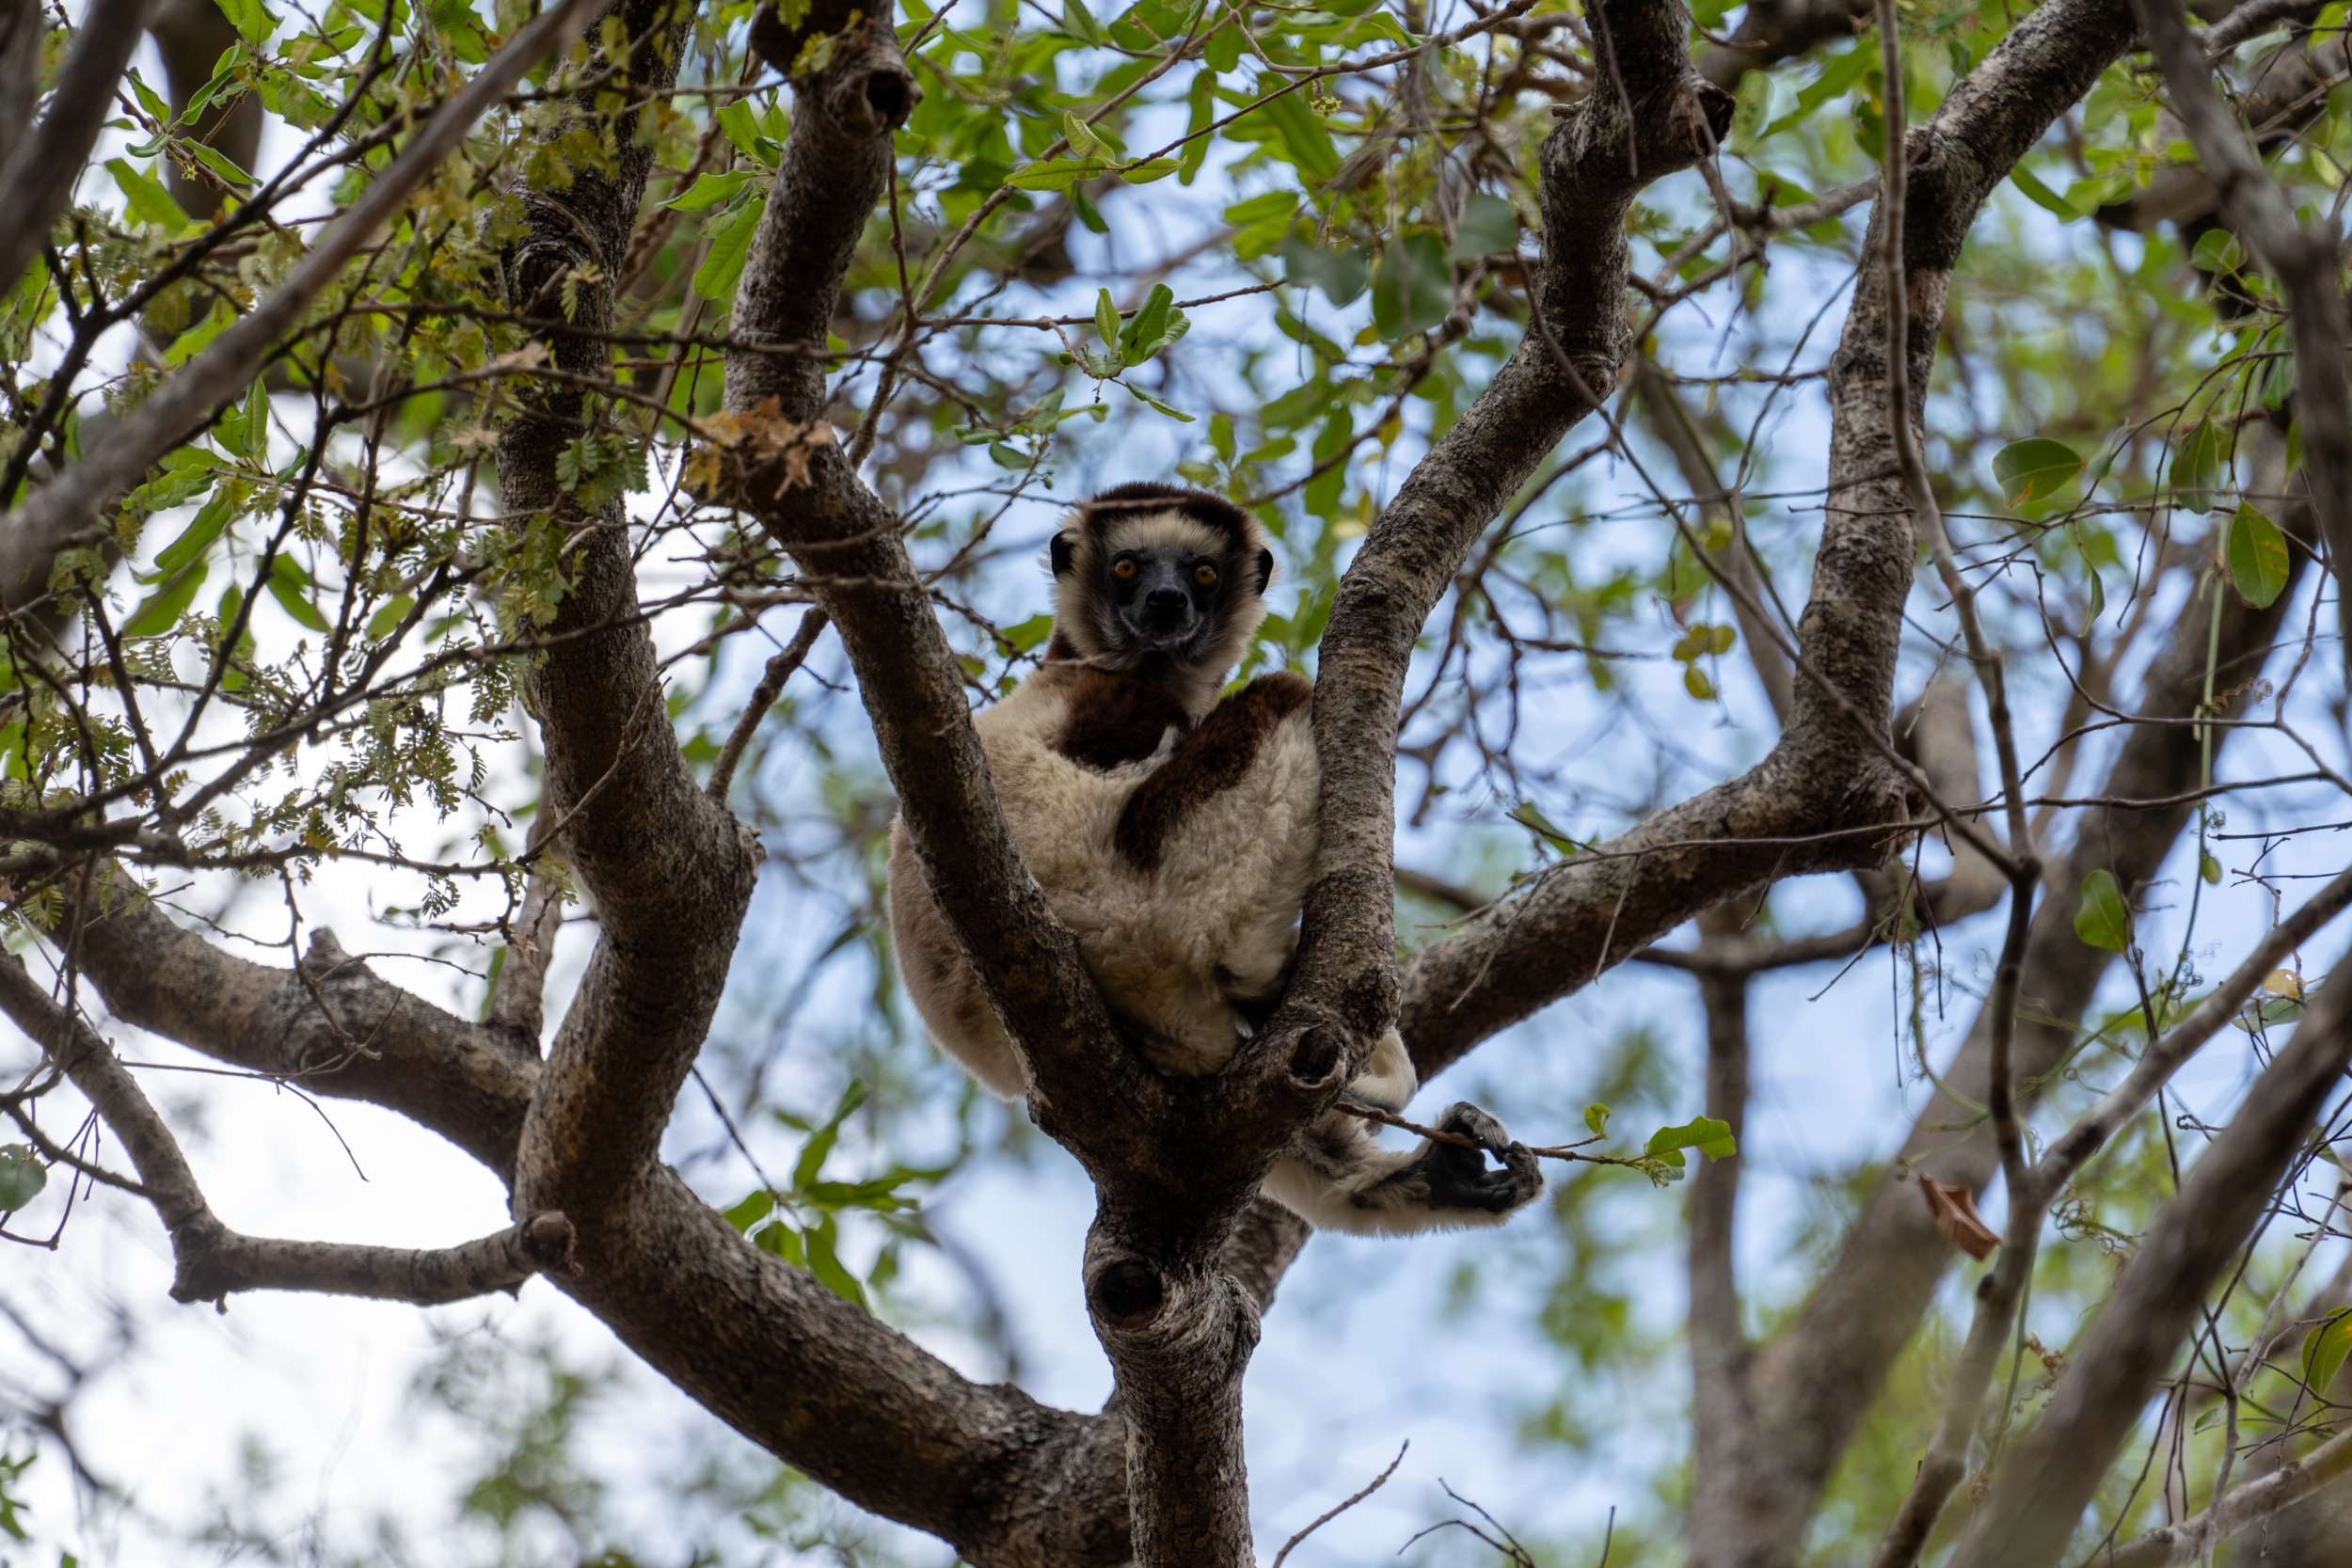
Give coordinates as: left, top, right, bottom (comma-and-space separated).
2131, 0, 2352, 670
1, 0, 606, 602
0, 0, 159, 324
1951, 955, 2352, 1568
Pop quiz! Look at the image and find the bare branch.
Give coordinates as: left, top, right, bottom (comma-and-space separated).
1952, 956, 2352, 1565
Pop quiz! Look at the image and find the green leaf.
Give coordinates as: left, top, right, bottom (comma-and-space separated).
1762, 44, 1871, 138
1684, 664, 1716, 701
266, 553, 332, 632
2170, 420, 2229, 515
721, 1189, 776, 1231
123, 560, 210, 636
1646, 1117, 1738, 1165
1370, 232, 1452, 341
223, 378, 269, 462
1124, 384, 1195, 421
717, 100, 771, 160
151, 488, 239, 578
364, 594, 415, 644
1583, 1103, 1610, 1137
1006, 158, 1106, 191
2225, 502, 2290, 609
1509, 800, 1577, 854
791, 1079, 869, 1191
218, 0, 276, 46
1282, 233, 1369, 307
1261, 87, 1337, 182
663, 169, 757, 210
1992, 436, 2083, 507
108, 158, 193, 233
1727, 71, 1774, 150
1116, 283, 1189, 366
1094, 288, 1120, 349
803, 1216, 868, 1308
2304, 1307, 2352, 1401
2074, 868, 2134, 954
1062, 110, 1110, 160
1448, 191, 1518, 261
2009, 164, 2077, 221
1224, 190, 1298, 225
165, 300, 238, 367
0, 1145, 46, 1213
692, 192, 765, 302
1000, 612, 1056, 652
188, 141, 256, 190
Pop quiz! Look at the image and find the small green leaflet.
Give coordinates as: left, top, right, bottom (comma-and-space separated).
1645, 1117, 1738, 1167
2225, 503, 2290, 609
1992, 436, 2083, 507
1583, 1103, 1610, 1137
1094, 288, 1120, 350
2304, 1307, 2352, 1402
1120, 159, 1180, 183
0, 1144, 47, 1213
663, 169, 757, 211
2074, 868, 2133, 954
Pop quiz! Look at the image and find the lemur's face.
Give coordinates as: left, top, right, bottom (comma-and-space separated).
1106, 542, 1227, 654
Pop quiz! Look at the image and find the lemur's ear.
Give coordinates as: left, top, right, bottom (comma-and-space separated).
1252, 547, 1275, 595
1050, 532, 1077, 578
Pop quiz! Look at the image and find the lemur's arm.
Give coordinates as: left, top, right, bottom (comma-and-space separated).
1057, 670, 1191, 771
1114, 672, 1312, 869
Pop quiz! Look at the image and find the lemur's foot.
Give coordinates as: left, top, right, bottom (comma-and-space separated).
1422, 1101, 1545, 1215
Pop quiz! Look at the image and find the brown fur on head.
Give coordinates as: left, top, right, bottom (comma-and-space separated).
1045, 483, 1275, 719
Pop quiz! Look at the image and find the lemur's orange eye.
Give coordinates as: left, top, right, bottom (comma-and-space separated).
1113, 559, 1138, 579
1193, 563, 1218, 587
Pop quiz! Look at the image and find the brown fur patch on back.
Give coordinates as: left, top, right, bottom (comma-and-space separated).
1115, 672, 1312, 869
1057, 671, 1190, 771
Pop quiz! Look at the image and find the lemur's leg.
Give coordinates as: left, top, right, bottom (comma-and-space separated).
1261, 1101, 1544, 1236
1116, 672, 1312, 868
1346, 1026, 1418, 1112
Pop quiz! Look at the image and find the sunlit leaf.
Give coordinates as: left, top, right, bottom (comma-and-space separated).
2225, 502, 2290, 608
2074, 868, 2133, 954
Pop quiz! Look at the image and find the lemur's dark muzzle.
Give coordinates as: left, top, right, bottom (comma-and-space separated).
1121, 559, 1199, 647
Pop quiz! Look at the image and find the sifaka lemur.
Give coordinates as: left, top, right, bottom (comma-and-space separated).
887, 483, 1544, 1234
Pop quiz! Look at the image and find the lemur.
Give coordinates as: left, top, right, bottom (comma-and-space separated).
887, 483, 1545, 1235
